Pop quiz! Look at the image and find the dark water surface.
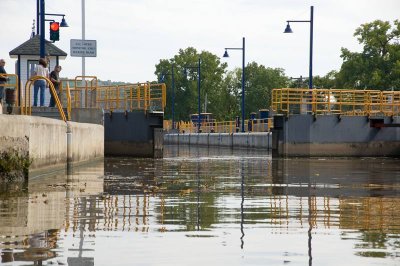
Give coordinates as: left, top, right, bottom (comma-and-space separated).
1, 145, 400, 265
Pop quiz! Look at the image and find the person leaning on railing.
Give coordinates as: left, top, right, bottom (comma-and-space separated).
33, 58, 49, 107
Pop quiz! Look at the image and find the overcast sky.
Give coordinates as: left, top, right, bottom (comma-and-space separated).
1, 0, 399, 83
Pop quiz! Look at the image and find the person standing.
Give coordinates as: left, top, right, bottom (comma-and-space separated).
33, 58, 49, 107
49, 65, 62, 107
0, 59, 7, 114
0, 59, 7, 104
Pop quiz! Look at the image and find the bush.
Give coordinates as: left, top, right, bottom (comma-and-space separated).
0, 149, 32, 181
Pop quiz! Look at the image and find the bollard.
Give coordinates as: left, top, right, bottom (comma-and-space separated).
67, 122, 73, 163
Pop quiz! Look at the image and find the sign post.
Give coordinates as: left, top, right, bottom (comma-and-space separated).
70, 39, 97, 107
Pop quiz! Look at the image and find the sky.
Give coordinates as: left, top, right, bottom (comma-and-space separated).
1, 0, 399, 83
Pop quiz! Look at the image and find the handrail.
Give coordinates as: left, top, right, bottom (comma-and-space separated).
65, 82, 72, 121
94, 82, 166, 112
23, 76, 67, 122
272, 88, 400, 116
74, 76, 98, 108
171, 118, 273, 133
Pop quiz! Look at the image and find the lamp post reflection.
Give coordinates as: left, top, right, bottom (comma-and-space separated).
240, 160, 245, 249
197, 159, 201, 231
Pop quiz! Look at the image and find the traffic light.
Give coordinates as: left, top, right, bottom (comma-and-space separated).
49, 22, 60, 42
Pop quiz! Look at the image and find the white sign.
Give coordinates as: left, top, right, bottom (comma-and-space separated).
70, 39, 97, 57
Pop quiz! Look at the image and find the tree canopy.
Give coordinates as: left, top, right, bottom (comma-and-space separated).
337, 20, 400, 90
154, 20, 400, 122
154, 48, 288, 121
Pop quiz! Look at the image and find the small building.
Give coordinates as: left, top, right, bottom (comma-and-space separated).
9, 35, 67, 106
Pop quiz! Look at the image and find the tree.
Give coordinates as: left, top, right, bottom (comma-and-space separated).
337, 20, 400, 90
155, 50, 290, 122
154, 47, 227, 121
312, 71, 338, 89
226, 62, 289, 117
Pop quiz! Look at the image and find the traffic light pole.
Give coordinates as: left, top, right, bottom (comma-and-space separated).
37, 0, 68, 57
39, 0, 45, 58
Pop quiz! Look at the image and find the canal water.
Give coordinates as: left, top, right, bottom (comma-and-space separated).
1, 145, 399, 265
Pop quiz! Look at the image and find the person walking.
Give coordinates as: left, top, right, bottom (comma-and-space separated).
33, 58, 49, 107
49, 65, 62, 107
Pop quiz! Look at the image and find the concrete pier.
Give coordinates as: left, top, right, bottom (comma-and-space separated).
0, 115, 104, 172
271, 114, 400, 157
164, 132, 272, 149
104, 111, 163, 157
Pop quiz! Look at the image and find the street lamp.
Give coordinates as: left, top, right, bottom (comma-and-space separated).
223, 37, 246, 132
184, 58, 201, 133
284, 6, 314, 90
159, 64, 176, 130
37, 0, 69, 58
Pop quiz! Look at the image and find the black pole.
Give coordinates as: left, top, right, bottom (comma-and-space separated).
40, 0, 45, 58
309, 6, 314, 90
17, 55, 21, 105
197, 58, 201, 133
36, 0, 40, 34
241, 37, 245, 132
171, 64, 175, 130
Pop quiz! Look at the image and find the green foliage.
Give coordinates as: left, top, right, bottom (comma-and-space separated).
155, 48, 290, 121
337, 20, 400, 90
244, 62, 289, 113
0, 150, 32, 181
154, 47, 228, 121
312, 71, 339, 89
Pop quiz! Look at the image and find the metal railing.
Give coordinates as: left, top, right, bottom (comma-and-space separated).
63, 78, 166, 112
167, 118, 273, 133
95, 82, 166, 112
1, 74, 166, 121
22, 76, 67, 122
272, 88, 400, 116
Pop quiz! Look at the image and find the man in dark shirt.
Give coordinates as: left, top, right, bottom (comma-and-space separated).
0, 59, 7, 104
49, 65, 62, 107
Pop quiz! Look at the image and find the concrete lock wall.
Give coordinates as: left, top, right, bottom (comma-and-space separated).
272, 114, 400, 157
68, 121, 104, 163
29, 117, 68, 168
104, 111, 163, 157
0, 115, 104, 170
164, 132, 272, 149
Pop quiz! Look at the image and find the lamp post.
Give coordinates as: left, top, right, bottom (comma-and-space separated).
284, 6, 314, 90
37, 0, 69, 58
184, 58, 201, 133
223, 37, 245, 132
160, 64, 176, 130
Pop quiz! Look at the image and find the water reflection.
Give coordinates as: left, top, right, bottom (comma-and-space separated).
0, 160, 104, 265
0, 147, 399, 265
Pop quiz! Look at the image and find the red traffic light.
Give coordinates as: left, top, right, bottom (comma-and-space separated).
50, 22, 60, 31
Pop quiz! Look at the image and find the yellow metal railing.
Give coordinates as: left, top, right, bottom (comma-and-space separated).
65, 82, 72, 121
61, 77, 166, 113
272, 88, 400, 116
170, 118, 273, 133
95, 82, 166, 112
0, 73, 165, 120
22, 76, 67, 122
